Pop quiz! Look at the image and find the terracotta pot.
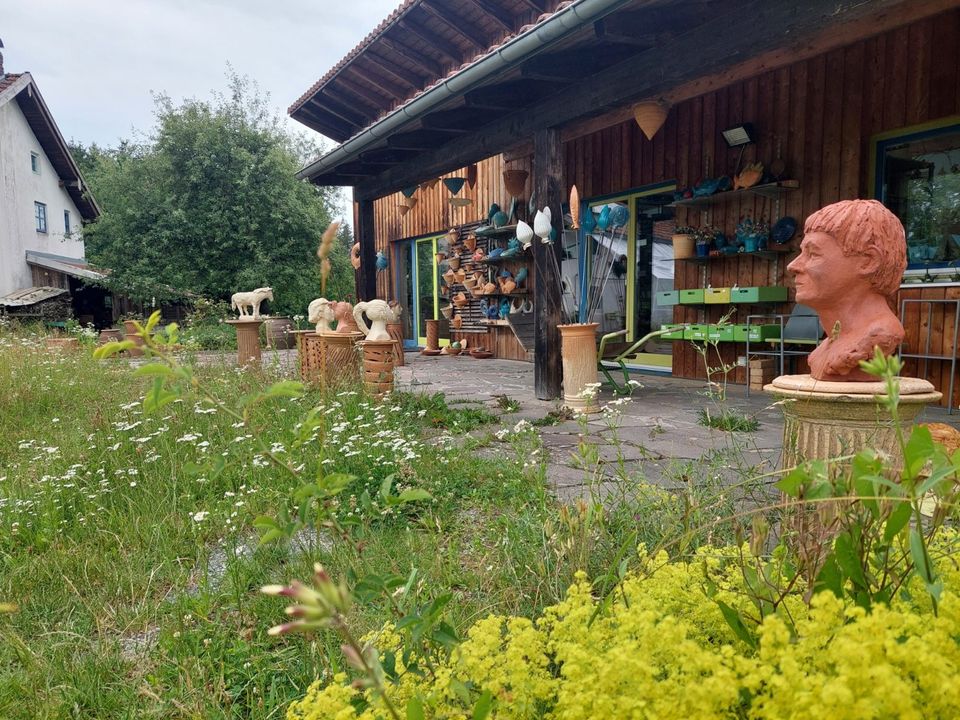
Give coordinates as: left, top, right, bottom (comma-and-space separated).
98, 328, 122, 345
447, 256, 461, 271
453, 292, 468, 308
464, 235, 477, 252
452, 314, 463, 329
483, 282, 497, 294
45, 337, 80, 351
558, 322, 601, 414
443, 268, 456, 284
440, 304, 454, 320
435, 252, 446, 265
672, 234, 695, 259
503, 168, 529, 197
471, 286, 485, 297
455, 269, 466, 284
463, 275, 478, 290
501, 279, 517, 294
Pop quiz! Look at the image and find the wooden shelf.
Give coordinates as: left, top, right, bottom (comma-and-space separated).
479, 255, 530, 264
670, 180, 799, 208
677, 247, 792, 263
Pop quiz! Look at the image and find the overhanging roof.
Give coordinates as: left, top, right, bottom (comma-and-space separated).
0, 286, 68, 307
26, 250, 106, 281
294, 0, 957, 197
0, 72, 100, 221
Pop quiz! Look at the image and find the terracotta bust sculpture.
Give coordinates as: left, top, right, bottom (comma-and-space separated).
787, 199, 907, 382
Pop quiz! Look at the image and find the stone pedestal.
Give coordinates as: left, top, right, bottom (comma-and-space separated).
321, 331, 363, 387
226, 319, 264, 367
765, 374, 942, 468
360, 339, 397, 397
558, 323, 600, 413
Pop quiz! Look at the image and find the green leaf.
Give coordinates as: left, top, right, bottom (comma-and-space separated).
472, 690, 493, 720
133, 363, 174, 378
319, 473, 354, 496
93, 340, 135, 359
252, 515, 279, 530
884, 501, 913, 542
715, 600, 757, 649
263, 380, 304, 399
834, 532, 868, 591
406, 697, 425, 720
904, 425, 935, 479
775, 466, 807, 497
813, 554, 843, 598
258, 528, 285, 545
387, 489, 433, 506
910, 527, 935, 584
143, 377, 177, 413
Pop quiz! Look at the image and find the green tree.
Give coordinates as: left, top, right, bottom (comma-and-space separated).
75, 74, 351, 316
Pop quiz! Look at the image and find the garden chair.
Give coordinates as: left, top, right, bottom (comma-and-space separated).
598, 326, 680, 395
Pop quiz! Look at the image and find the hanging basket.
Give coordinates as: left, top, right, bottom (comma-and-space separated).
633, 100, 670, 140
503, 169, 529, 197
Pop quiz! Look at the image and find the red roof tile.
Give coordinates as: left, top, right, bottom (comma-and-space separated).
0, 73, 24, 94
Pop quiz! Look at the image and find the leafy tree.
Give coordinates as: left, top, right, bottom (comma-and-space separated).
75, 74, 353, 316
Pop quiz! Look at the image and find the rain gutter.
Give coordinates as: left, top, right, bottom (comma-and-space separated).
296, 0, 635, 183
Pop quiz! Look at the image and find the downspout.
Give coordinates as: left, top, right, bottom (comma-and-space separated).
297, 0, 635, 183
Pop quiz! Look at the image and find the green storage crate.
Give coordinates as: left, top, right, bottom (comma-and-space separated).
679, 289, 705, 304
684, 324, 708, 341
704, 287, 731, 304
659, 323, 686, 340
730, 286, 789, 303
733, 324, 750, 342
707, 324, 735, 342
747, 324, 782, 342
656, 291, 679, 306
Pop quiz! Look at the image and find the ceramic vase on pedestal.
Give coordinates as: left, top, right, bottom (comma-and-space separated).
361, 339, 397, 397
225, 319, 264, 367
558, 322, 600, 413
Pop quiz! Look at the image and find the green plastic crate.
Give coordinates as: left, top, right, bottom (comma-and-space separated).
707, 324, 735, 342
679, 289, 705, 304
730, 286, 789, 303
656, 291, 679, 306
747, 324, 782, 343
659, 323, 685, 340
684, 324, 708, 341
704, 287, 731, 304
733, 324, 750, 342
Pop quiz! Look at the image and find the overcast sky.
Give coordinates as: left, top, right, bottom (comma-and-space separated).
3, 0, 401, 217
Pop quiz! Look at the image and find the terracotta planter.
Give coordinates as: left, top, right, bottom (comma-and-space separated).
98, 328, 122, 345
558, 322, 601, 413
672, 234, 695, 259
386, 321, 405, 367
423, 319, 440, 352
264, 317, 295, 349
361, 339, 396, 396
503, 168, 529, 197
122, 319, 145, 357
321, 331, 363, 386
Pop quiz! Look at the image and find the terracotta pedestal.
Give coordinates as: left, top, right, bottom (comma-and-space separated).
360, 339, 397, 397
423, 319, 440, 353
291, 330, 324, 383
321, 331, 363, 387
226, 319, 264, 367
386, 322, 405, 366
558, 322, 600, 413
765, 374, 942, 468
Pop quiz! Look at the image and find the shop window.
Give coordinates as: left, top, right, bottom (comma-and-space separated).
34, 201, 47, 233
875, 120, 960, 266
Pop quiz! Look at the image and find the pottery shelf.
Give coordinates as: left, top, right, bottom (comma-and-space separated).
478, 255, 531, 265
677, 247, 792, 263
670, 180, 800, 209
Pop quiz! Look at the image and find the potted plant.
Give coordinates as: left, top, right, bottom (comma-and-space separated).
672, 225, 697, 259
693, 226, 715, 258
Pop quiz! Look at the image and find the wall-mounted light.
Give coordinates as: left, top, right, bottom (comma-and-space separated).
722, 123, 755, 148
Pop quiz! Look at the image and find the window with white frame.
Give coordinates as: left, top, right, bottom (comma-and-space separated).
30, 152, 40, 174
64, 210, 71, 234
35, 202, 47, 233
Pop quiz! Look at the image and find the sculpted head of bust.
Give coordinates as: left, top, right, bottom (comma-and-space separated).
787, 200, 907, 381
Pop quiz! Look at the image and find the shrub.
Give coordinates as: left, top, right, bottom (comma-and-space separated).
285, 543, 960, 719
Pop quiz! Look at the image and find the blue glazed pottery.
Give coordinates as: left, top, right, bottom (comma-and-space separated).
597, 205, 612, 231
581, 209, 597, 234
489, 247, 504, 259
695, 242, 711, 258
479, 299, 489, 315
610, 205, 630, 228
743, 236, 760, 253
771, 216, 797, 244
515, 267, 528, 285
499, 269, 512, 279
492, 211, 509, 228
487, 203, 501, 222
500, 299, 511, 317
486, 305, 500, 319
375, 251, 389, 271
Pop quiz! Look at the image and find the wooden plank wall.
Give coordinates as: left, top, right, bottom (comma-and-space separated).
372, 155, 534, 361
561, 9, 960, 400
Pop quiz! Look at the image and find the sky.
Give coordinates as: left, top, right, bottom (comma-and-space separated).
3, 0, 401, 218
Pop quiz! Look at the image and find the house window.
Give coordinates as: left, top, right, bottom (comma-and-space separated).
30, 152, 40, 174
875, 120, 960, 266
35, 202, 47, 233
64, 210, 71, 234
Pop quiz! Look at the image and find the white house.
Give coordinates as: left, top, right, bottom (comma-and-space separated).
0, 57, 103, 322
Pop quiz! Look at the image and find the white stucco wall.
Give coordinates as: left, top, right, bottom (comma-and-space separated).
0, 96, 85, 296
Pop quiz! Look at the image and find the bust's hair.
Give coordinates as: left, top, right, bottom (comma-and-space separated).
803, 199, 906, 296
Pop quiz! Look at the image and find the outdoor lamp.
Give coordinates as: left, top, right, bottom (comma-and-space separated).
722, 123, 755, 147
632, 99, 670, 140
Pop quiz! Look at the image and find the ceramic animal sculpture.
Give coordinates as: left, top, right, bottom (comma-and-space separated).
307, 298, 336, 332
353, 300, 400, 342
787, 199, 907, 381
231, 287, 273, 319
332, 301, 360, 333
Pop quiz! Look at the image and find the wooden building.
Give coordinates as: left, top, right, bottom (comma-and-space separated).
291, 0, 960, 406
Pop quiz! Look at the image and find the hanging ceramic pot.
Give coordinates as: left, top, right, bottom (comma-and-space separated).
398, 205, 410, 216
463, 274, 479, 290
503, 168, 529, 197
376, 251, 389, 272
596, 205, 612, 232
435, 252, 446, 265
472, 248, 486, 263
440, 304, 454, 319
452, 313, 463, 329
464, 234, 477, 252
453, 292, 468, 308
443, 268, 456, 284
483, 281, 497, 295
447, 256, 461, 271
455, 269, 466, 284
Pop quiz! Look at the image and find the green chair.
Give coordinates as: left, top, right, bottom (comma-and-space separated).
597, 326, 681, 395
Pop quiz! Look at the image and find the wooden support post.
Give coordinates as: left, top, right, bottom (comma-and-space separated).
533, 128, 563, 400
356, 195, 377, 301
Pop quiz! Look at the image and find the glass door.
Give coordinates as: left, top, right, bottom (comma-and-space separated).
415, 237, 438, 346
394, 235, 443, 348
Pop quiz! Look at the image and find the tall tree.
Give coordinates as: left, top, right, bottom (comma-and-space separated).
76, 74, 352, 316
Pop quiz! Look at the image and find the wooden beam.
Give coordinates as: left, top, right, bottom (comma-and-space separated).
387, 129, 462, 150
398, 17, 464, 64
420, 108, 494, 133
356, 197, 377, 301
593, 19, 656, 48
363, 49, 426, 91
419, 2, 491, 51
337, 72, 392, 110
359, 147, 420, 165
314, 93, 369, 128
521, 43, 642, 82
518, 0, 545, 13
294, 103, 355, 141
379, 33, 445, 77
357, 0, 936, 197
290, 109, 349, 143
533, 127, 563, 400
463, 0, 515, 33
353, 58, 415, 98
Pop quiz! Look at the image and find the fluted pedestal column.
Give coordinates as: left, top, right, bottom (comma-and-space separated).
360, 339, 397, 397
423, 319, 440, 353
226, 319, 264, 367
766, 375, 942, 469
386, 322, 405, 366
321, 331, 363, 387
559, 322, 600, 413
